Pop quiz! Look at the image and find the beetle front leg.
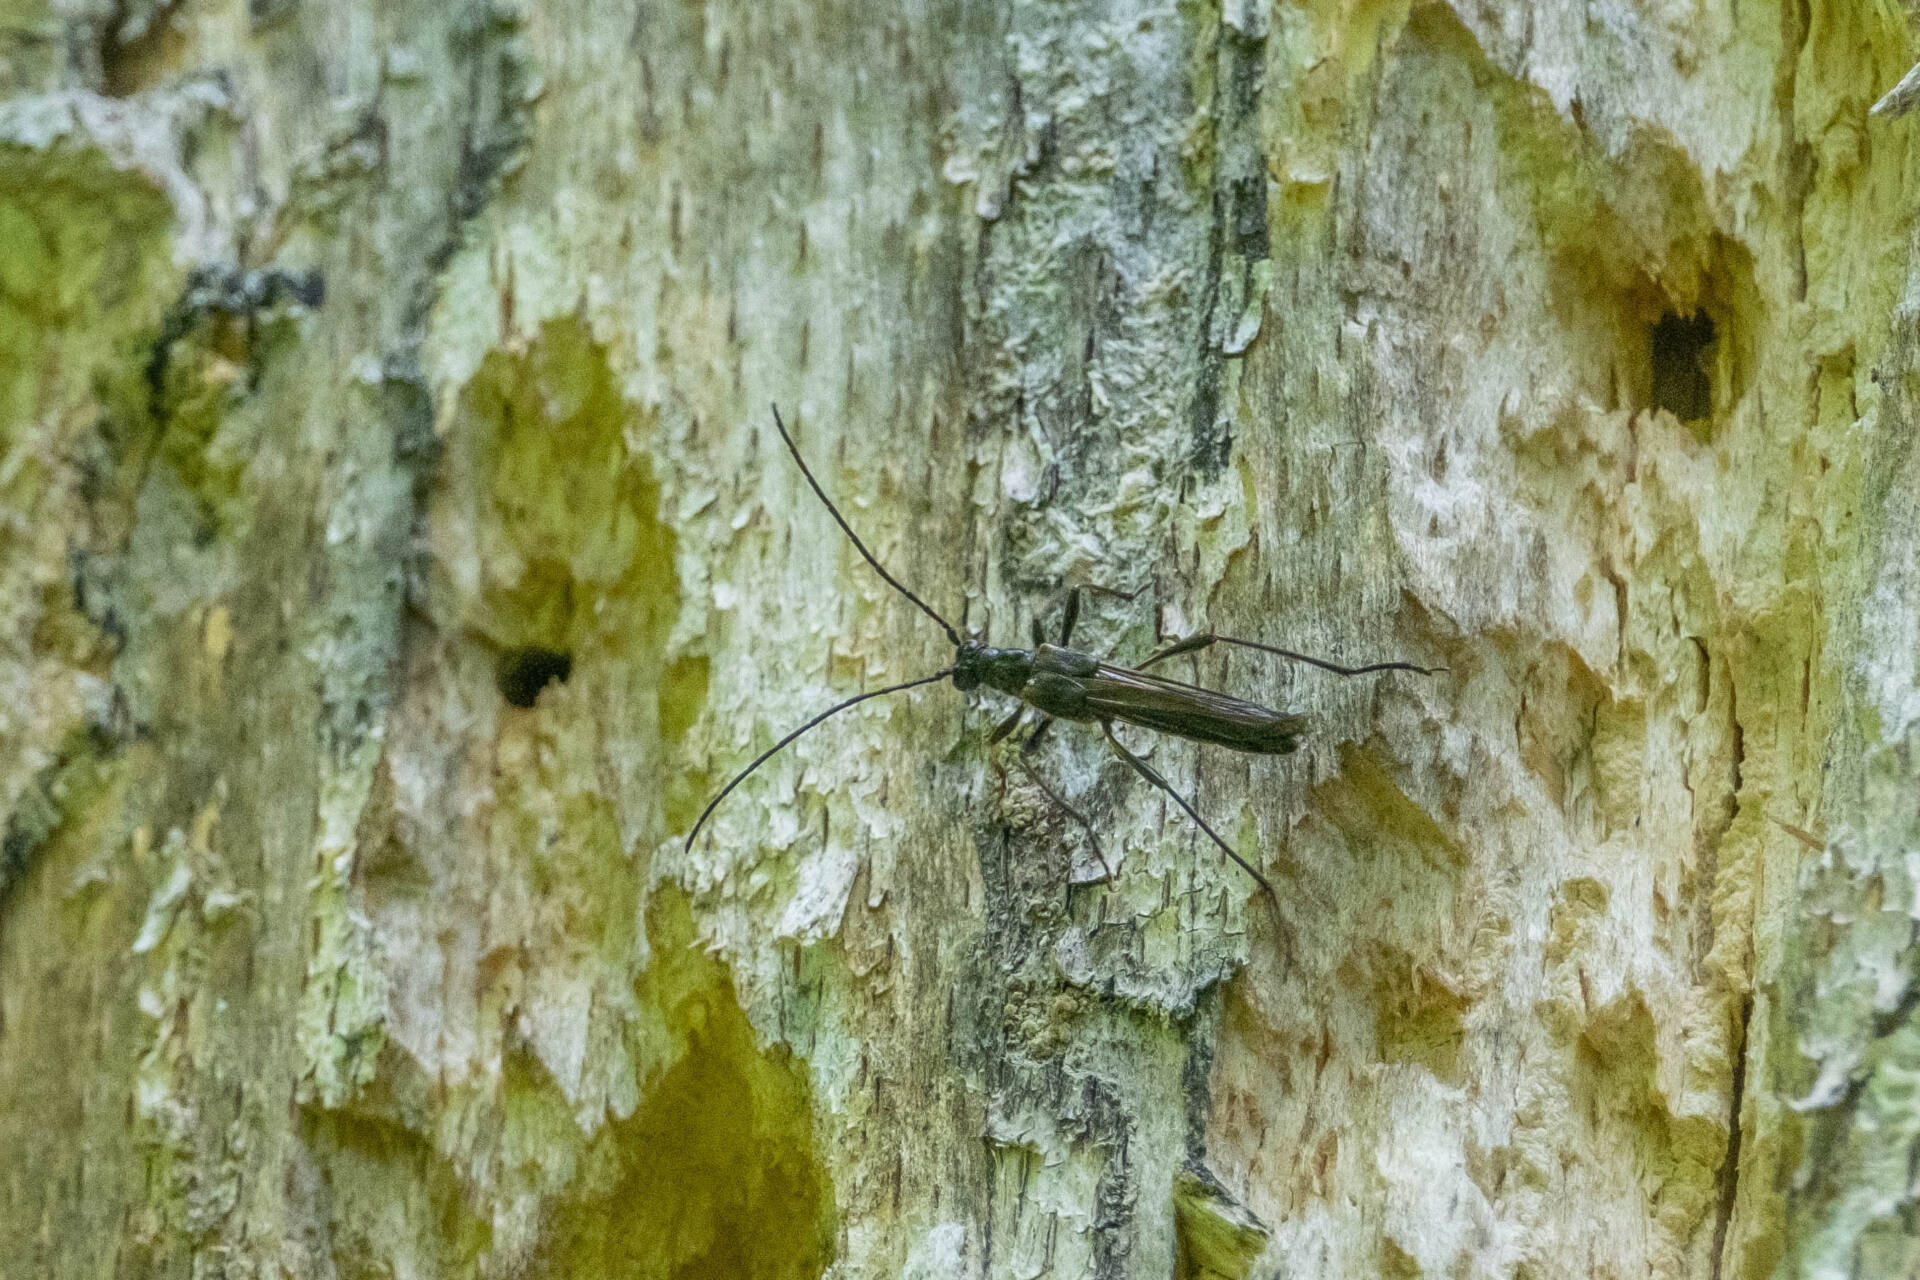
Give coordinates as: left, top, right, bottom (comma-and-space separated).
1058, 588, 1081, 646
1046, 581, 1147, 651
988, 707, 1025, 805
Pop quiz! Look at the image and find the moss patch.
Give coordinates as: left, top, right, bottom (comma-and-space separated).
0, 141, 179, 541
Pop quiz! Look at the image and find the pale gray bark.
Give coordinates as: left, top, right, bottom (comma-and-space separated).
2, 2, 1919, 1278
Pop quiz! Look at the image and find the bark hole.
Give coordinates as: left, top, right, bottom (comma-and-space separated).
438, 316, 684, 720
1649, 310, 1717, 425
497, 646, 573, 707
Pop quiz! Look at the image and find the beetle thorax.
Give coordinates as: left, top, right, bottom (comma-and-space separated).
951, 641, 1033, 697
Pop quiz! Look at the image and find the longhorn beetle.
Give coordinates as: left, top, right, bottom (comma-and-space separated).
685, 405, 1438, 899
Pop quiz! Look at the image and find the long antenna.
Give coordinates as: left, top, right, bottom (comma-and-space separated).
1140, 632, 1441, 677
685, 669, 954, 851
1204, 636, 1440, 677
769, 404, 961, 646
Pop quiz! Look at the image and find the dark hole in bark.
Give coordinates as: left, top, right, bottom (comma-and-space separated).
1649, 309, 1716, 422
498, 647, 573, 707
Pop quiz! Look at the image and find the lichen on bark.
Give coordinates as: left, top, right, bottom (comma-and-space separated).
5, 0, 1920, 1277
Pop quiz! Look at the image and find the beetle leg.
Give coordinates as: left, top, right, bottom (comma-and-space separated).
1015, 755, 1111, 880
988, 708, 1025, 804
1043, 581, 1145, 651
1099, 720, 1277, 902
1139, 632, 1216, 670
1058, 587, 1081, 646
1021, 714, 1055, 755
1079, 581, 1150, 602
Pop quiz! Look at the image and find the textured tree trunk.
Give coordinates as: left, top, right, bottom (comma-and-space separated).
3, 1, 1920, 1276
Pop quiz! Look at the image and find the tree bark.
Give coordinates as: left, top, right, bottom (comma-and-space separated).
2, 1, 1918, 1277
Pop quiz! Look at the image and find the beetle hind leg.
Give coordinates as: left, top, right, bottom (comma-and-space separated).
1099, 720, 1277, 902
1015, 755, 1111, 881
992, 709, 1111, 881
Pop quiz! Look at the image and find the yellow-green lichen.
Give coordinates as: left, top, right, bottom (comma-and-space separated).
439, 315, 678, 662
303, 885, 833, 1279
304, 1103, 495, 1280
659, 654, 712, 833
1369, 944, 1472, 1085
1569, 991, 1729, 1261
1317, 743, 1463, 871
535, 887, 835, 1280
1173, 1164, 1270, 1280
0, 141, 178, 505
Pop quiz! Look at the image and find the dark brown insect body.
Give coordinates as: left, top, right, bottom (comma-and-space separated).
956, 642, 1306, 754
686, 405, 1435, 899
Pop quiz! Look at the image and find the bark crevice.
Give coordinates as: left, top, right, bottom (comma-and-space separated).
1709, 990, 1754, 1280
